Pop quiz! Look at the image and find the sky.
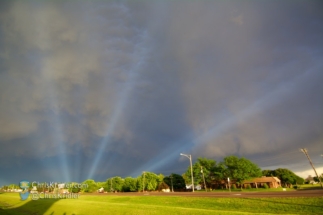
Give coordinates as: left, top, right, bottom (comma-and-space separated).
0, 0, 322, 186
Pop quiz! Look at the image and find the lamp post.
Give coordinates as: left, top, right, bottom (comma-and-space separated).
180, 153, 194, 192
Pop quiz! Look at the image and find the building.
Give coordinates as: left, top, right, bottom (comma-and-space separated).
243, 177, 281, 188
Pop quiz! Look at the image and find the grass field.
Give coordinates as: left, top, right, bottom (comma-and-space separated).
0, 192, 322, 215
202, 183, 323, 192
205, 188, 296, 192
297, 184, 322, 190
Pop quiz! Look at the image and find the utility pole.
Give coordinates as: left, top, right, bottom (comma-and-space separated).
110, 178, 113, 192
142, 171, 145, 192
200, 166, 207, 192
300, 148, 323, 188
170, 175, 174, 192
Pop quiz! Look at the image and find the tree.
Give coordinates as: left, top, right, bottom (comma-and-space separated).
82, 179, 98, 193
222, 156, 262, 189
105, 177, 124, 192
68, 182, 82, 193
123, 177, 137, 192
163, 173, 186, 191
6, 184, 19, 191
157, 174, 164, 186
295, 175, 305, 185
184, 157, 217, 187
113, 177, 124, 192
270, 168, 304, 187
262, 170, 275, 177
105, 178, 114, 192
137, 171, 160, 191
313, 173, 323, 183
182, 173, 190, 185
210, 162, 228, 188
147, 181, 155, 191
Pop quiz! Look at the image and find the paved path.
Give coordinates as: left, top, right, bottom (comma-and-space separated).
91, 189, 323, 198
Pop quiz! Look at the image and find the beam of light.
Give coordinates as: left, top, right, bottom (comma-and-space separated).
70, 141, 82, 182
87, 30, 150, 179
194, 64, 322, 147
30, 13, 71, 182
131, 64, 321, 175
8, 2, 74, 182
129, 135, 196, 177
32, 72, 70, 183
46, 87, 70, 183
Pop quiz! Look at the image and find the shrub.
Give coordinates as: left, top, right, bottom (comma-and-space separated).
263, 183, 269, 189
231, 184, 236, 189
246, 184, 251, 189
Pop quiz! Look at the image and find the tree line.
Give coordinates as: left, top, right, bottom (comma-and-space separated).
78, 172, 186, 193
1, 155, 309, 193
182, 156, 306, 189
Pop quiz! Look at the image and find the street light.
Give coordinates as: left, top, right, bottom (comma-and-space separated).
180, 153, 194, 192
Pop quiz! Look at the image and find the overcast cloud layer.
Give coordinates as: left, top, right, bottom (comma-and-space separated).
0, 0, 322, 185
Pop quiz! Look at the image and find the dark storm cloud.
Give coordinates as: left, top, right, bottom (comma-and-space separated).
0, 0, 322, 185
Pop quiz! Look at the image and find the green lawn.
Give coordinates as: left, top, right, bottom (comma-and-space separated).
0, 192, 322, 215
297, 184, 322, 190
205, 188, 296, 192
203, 184, 323, 192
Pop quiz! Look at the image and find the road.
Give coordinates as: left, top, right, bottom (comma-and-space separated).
90, 189, 323, 198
